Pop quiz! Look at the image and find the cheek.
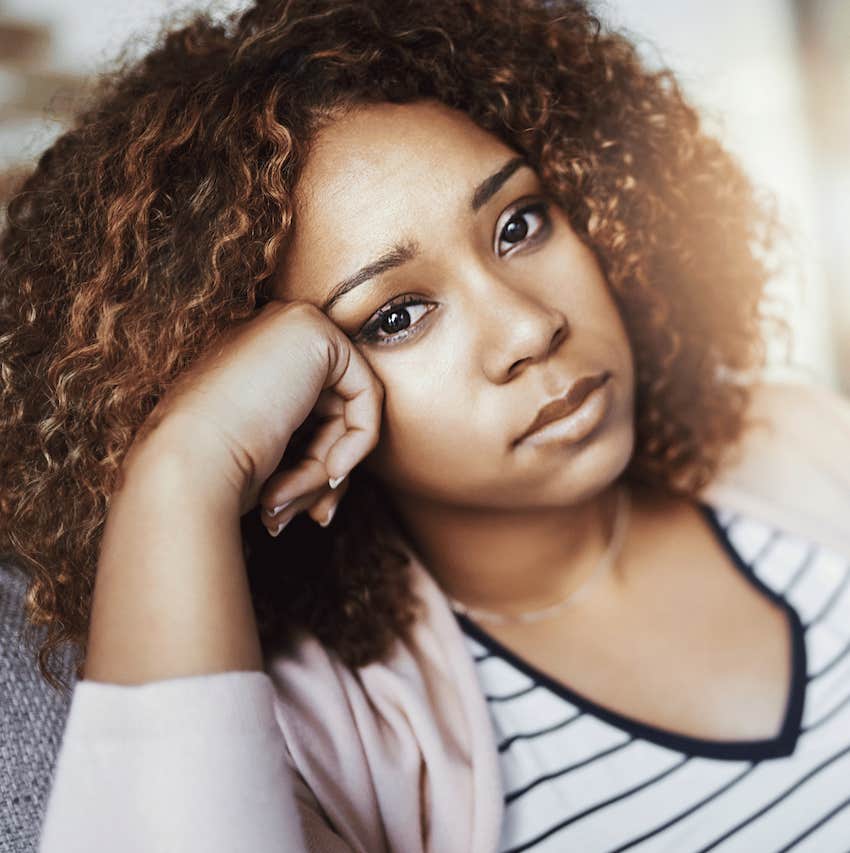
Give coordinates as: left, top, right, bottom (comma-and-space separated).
575, 260, 631, 350
362, 374, 491, 480
601, 292, 634, 366
390, 380, 467, 452
597, 292, 627, 340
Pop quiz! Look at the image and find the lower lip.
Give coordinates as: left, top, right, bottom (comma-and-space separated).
517, 377, 612, 448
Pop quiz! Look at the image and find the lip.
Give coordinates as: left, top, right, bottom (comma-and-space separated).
514, 370, 612, 446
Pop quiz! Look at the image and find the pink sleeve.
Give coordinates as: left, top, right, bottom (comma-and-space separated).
38, 669, 349, 853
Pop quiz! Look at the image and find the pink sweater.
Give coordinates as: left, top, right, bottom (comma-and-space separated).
38, 376, 850, 853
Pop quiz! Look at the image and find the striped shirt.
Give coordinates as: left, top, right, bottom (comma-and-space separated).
455, 501, 850, 852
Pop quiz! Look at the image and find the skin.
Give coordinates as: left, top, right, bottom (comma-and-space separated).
271, 98, 793, 740
273, 97, 638, 613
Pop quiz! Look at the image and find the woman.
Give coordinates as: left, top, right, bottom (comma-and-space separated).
2, 0, 849, 850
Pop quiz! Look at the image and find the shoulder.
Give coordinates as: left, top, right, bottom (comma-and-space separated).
263, 631, 353, 719
698, 375, 850, 556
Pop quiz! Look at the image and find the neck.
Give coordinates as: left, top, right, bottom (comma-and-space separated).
388, 478, 645, 616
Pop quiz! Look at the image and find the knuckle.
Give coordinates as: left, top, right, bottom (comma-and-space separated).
276, 299, 324, 334
276, 297, 311, 314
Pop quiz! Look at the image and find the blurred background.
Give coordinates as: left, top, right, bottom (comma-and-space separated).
0, 0, 847, 393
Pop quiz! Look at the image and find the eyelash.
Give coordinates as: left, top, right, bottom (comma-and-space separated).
356, 200, 553, 346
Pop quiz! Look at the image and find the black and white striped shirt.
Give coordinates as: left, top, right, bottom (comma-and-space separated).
455, 502, 850, 852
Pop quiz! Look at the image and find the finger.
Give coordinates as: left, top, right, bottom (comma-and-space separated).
262, 485, 327, 536
312, 388, 346, 418
324, 349, 385, 484
283, 390, 343, 450
284, 389, 344, 444
307, 475, 350, 528
260, 415, 347, 515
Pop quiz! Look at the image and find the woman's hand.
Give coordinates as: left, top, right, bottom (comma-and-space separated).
132, 299, 384, 529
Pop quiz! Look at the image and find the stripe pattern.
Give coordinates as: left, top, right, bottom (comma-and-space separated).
456, 502, 850, 852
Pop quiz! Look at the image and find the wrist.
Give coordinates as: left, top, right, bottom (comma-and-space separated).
119, 414, 246, 516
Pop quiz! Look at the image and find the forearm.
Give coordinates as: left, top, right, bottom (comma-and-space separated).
83, 426, 262, 685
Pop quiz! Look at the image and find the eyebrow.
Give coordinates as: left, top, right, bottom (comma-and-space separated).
320, 154, 531, 313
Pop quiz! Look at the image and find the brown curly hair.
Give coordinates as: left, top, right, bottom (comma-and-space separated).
0, 0, 793, 696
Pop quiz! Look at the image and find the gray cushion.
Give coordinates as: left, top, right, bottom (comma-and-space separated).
0, 561, 77, 853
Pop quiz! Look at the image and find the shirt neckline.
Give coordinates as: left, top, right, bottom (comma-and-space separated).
454, 500, 808, 762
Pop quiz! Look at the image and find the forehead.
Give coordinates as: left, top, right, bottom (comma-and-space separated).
275, 100, 521, 302
295, 100, 509, 214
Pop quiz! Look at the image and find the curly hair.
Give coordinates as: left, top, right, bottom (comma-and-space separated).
0, 0, 793, 696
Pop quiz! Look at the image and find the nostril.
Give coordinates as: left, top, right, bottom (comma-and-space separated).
552, 320, 569, 351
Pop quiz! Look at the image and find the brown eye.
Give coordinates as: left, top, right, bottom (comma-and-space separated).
356, 295, 435, 346
497, 201, 551, 255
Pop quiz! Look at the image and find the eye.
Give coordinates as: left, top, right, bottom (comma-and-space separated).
355, 294, 435, 347
353, 199, 553, 349
496, 200, 552, 255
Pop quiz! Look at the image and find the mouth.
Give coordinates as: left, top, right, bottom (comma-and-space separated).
514, 370, 612, 447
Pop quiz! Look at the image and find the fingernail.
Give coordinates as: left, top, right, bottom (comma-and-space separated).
319, 503, 337, 528
269, 518, 290, 537
265, 498, 295, 517
328, 475, 346, 490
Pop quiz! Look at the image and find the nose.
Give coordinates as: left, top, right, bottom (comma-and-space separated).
477, 274, 569, 382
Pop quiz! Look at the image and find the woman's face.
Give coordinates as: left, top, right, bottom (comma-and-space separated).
273, 98, 636, 511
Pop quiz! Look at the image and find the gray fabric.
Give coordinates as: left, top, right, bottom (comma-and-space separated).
0, 561, 77, 853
